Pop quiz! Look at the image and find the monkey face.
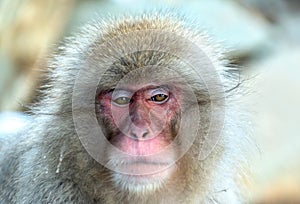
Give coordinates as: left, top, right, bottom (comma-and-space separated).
89, 60, 207, 193
96, 83, 180, 192
71, 29, 225, 193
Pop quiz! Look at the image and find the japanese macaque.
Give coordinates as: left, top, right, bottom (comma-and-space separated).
0, 12, 250, 203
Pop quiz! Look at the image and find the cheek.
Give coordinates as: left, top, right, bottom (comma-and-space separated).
96, 97, 120, 135
154, 97, 181, 128
97, 96, 123, 122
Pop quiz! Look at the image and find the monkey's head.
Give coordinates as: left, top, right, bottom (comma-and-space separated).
66, 13, 230, 195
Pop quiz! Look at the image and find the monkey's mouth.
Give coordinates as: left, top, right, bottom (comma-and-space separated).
109, 156, 174, 177
107, 144, 177, 183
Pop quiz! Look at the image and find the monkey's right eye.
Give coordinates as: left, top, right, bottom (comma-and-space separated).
113, 97, 132, 106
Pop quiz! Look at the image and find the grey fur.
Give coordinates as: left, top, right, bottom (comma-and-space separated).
0, 12, 250, 203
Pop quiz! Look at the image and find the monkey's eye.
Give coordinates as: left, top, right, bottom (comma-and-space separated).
111, 89, 132, 107
150, 94, 168, 104
113, 97, 131, 106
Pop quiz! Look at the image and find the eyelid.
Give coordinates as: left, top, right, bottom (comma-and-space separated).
148, 87, 169, 96
111, 90, 132, 100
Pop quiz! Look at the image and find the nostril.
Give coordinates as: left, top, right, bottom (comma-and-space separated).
142, 131, 148, 138
130, 127, 149, 139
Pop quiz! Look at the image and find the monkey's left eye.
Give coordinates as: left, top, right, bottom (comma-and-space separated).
113, 97, 131, 106
150, 94, 169, 104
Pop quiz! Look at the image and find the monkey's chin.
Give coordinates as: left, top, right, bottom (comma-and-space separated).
113, 164, 175, 194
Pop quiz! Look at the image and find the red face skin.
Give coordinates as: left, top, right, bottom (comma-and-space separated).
98, 85, 180, 156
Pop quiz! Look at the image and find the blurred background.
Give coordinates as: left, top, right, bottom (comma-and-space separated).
0, 0, 299, 203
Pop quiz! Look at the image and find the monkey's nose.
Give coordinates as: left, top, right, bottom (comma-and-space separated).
130, 126, 149, 140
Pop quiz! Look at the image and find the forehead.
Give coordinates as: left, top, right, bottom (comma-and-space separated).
113, 84, 169, 93
97, 51, 186, 91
